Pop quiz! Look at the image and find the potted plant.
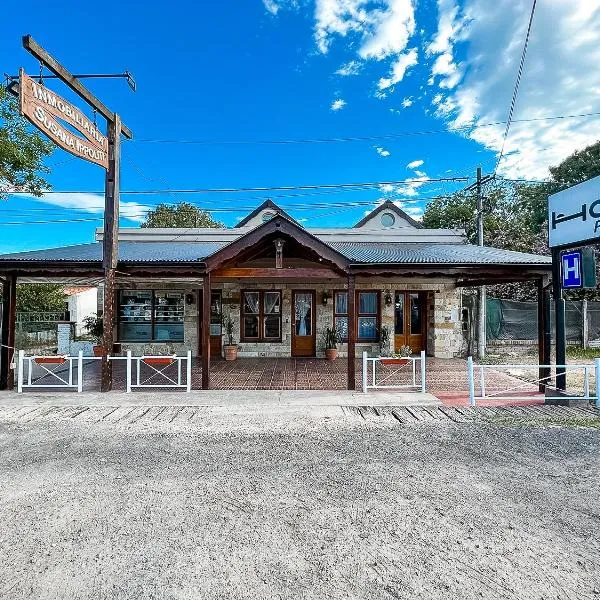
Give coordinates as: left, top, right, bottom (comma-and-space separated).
83, 313, 104, 356
222, 315, 238, 361
324, 325, 342, 361
381, 344, 412, 365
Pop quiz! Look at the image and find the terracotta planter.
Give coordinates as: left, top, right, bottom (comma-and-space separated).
142, 357, 175, 366
34, 356, 67, 365
224, 345, 238, 361
325, 348, 338, 361
93, 345, 105, 357
380, 357, 409, 366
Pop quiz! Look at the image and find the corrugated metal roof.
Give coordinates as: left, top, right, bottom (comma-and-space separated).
329, 242, 552, 265
0, 240, 551, 266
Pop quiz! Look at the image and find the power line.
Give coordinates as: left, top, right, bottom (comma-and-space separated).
6, 176, 470, 196
494, 0, 538, 175
125, 110, 600, 146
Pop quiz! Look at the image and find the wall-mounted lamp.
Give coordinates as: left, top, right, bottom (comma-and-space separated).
384, 292, 393, 306
185, 293, 195, 305
322, 291, 330, 306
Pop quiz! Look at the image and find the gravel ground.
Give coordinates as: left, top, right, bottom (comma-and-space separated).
0, 406, 599, 599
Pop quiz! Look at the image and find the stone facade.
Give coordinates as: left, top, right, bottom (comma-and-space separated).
113, 278, 463, 359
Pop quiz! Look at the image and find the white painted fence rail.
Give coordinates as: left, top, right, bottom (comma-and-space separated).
466, 356, 600, 408
17, 350, 102, 393
362, 351, 426, 393
108, 350, 192, 393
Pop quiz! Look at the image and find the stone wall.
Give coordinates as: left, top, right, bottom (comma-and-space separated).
113, 278, 464, 358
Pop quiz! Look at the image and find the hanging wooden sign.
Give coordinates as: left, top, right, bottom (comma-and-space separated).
19, 69, 108, 169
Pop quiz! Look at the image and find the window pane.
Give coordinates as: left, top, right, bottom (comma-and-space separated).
210, 292, 222, 335
119, 290, 152, 341
358, 316, 377, 340
154, 292, 184, 341
264, 315, 280, 338
394, 293, 404, 335
264, 292, 280, 314
295, 293, 312, 336
359, 292, 377, 314
410, 293, 422, 334
244, 315, 259, 338
244, 292, 260, 314
334, 316, 348, 340
335, 292, 348, 315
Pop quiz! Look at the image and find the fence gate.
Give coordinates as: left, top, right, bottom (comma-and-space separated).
362, 351, 426, 393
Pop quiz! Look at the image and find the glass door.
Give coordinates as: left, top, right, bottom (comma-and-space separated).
394, 291, 425, 353
292, 291, 315, 357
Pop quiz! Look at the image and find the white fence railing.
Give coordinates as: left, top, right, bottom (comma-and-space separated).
108, 350, 192, 393
466, 356, 600, 407
362, 351, 426, 393
17, 350, 102, 393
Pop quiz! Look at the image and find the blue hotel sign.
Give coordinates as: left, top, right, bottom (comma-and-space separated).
561, 251, 582, 288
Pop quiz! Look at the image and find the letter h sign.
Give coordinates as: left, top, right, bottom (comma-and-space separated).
561, 251, 582, 289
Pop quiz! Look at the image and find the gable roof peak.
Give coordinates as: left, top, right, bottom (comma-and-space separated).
234, 199, 297, 228
353, 199, 423, 229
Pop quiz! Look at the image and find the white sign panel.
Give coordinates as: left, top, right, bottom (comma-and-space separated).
548, 175, 600, 248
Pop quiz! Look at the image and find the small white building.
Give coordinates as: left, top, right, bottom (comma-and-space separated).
64, 286, 98, 336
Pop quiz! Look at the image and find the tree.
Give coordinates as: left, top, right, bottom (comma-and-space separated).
141, 202, 224, 228
0, 85, 54, 199
16, 284, 67, 313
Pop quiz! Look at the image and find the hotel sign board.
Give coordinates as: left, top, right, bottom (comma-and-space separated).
548, 175, 600, 248
19, 70, 108, 169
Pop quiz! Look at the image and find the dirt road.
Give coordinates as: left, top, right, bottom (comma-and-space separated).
0, 405, 599, 599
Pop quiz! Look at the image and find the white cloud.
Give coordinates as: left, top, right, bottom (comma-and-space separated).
377, 48, 418, 90
25, 192, 151, 224
330, 98, 346, 111
379, 183, 395, 193
406, 159, 424, 169
375, 146, 391, 157
335, 60, 362, 76
263, 0, 280, 14
401, 97, 413, 107
430, 0, 600, 178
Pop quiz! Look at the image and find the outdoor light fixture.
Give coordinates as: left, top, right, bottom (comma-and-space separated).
322, 291, 330, 305
384, 292, 393, 306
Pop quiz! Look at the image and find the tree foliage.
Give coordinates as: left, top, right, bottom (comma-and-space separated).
0, 85, 54, 199
16, 284, 67, 313
141, 202, 223, 228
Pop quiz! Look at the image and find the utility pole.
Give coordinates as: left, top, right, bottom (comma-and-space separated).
476, 167, 486, 360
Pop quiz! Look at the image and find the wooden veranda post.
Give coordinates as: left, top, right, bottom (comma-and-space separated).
0, 276, 17, 390
537, 276, 551, 392
201, 274, 211, 389
101, 115, 121, 392
347, 274, 356, 390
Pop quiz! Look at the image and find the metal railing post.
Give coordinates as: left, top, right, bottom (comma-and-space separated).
467, 355, 476, 407
362, 351, 367, 393
479, 365, 486, 398
17, 350, 24, 394
420, 350, 426, 393
186, 351, 192, 392
584, 366, 590, 399
126, 350, 132, 393
77, 350, 83, 393
595, 358, 600, 409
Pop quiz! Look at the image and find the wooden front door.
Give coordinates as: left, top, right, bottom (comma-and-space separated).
198, 290, 222, 357
291, 291, 316, 357
394, 291, 426, 354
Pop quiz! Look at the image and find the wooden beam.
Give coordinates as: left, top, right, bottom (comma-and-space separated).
101, 115, 120, 393
22, 35, 133, 139
347, 274, 356, 390
211, 267, 342, 279
201, 274, 211, 390
0, 276, 16, 390
537, 277, 551, 393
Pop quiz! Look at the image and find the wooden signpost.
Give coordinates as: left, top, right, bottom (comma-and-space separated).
17, 35, 133, 392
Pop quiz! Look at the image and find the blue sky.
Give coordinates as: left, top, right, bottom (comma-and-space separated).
1, 0, 599, 253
